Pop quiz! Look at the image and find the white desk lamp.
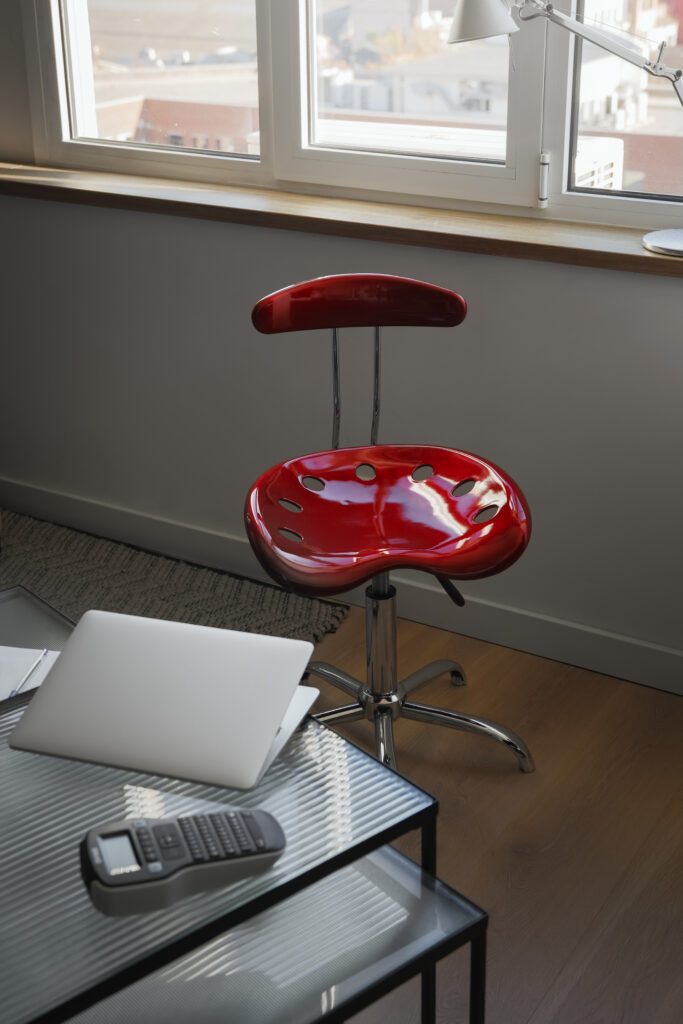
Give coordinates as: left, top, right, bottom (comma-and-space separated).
449, 0, 683, 256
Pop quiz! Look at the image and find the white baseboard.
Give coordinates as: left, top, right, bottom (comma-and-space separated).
1, 477, 681, 696
391, 572, 683, 697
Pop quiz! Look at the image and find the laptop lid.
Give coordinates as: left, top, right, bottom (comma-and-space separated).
10, 610, 313, 790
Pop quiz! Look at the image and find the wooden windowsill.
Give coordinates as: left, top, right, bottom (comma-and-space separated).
1, 161, 682, 278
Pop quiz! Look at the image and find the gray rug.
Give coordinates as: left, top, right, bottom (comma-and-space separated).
0, 511, 348, 643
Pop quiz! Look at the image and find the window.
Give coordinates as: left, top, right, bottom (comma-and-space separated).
62, 1, 260, 158
27, 0, 271, 187
309, 1, 509, 163
22, 0, 683, 227
569, 0, 683, 201
269, 1, 544, 204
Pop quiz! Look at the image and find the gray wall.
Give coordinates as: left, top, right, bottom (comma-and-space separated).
2, 195, 682, 692
1, 1, 681, 692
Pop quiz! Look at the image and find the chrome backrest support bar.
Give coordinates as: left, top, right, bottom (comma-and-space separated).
331, 327, 341, 449
371, 326, 382, 446
331, 325, 382, 449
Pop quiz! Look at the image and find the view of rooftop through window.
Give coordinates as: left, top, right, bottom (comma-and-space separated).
310, 1, 510, 163
71, 1, 260, 156
573, 0, 683, 197
68, 1, 683, 199
70, 1, 511, 166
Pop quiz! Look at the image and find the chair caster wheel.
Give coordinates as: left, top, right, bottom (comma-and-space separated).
450, 670, 466, 686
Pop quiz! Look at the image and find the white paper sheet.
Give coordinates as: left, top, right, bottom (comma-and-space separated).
0, 647, 60, 701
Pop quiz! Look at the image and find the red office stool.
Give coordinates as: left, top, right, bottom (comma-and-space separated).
246, 274, 534, 773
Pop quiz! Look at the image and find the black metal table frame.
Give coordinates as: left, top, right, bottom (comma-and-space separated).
3, 588, 487, 1024
316, 812, 489, 1024
417, 814, 488, 1024
26, 763, 487, 1024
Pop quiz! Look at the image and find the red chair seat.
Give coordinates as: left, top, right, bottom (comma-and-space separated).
245, 444, 531, 596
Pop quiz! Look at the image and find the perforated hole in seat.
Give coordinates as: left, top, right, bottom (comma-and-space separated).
411, 464, 434, 482
473, 504, 500, 524
452, 478, 476, 497
301, 476, 325, 492
355, 464, 376, 481
279, 527, 304, 543
278, 498, 303, 513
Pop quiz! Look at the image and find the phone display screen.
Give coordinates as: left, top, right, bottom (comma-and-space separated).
100, 834, 140, 875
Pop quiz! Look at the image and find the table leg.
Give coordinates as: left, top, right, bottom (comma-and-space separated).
469, 932, 487, 1024
421, 964, 437, 1024
419, 815, 438, 1022
421, 815, 437, 876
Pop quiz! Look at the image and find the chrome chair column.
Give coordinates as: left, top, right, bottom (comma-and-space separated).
363, 573, 399, 768
364, 574, 398, 703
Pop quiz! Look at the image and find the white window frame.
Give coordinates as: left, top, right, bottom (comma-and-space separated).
23, 0, 276, 188
270, 0, 547, 206
541, 0, 683, 230
20, 0, 683, 229
23, 0, 546, 207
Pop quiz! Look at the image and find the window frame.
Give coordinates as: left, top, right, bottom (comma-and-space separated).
23, 0, 276, 188
269, 0, 547, 207
23, 0, 547, 206
541, 0, 683, 230
20, 0, 683, 230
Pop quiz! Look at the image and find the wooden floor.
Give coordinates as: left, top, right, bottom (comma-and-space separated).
311, 609, 683, 1024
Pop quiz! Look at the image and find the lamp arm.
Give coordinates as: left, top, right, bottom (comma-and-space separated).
516, 0, 683, 102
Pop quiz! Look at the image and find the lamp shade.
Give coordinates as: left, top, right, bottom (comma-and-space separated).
448, 0, 519, 43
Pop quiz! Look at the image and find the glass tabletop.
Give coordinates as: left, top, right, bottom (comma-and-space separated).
2, 692, 434, 1024
68, 845, 485, 1024
0, 586, 74, 649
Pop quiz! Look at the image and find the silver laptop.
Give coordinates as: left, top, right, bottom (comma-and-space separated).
10, 610, 316, 790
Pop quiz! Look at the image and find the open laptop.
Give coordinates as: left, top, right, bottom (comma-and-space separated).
10, 610, 317, 790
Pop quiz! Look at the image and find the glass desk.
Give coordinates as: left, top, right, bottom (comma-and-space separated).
0, 585, 74, 650
0, 586, 488, 1024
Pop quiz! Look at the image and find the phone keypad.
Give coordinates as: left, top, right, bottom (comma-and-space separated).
177, 817, 206, 862
226, 811, 255, 854
177, 812, 264, 863
135, 826, 159, 864
209, 814, 237, 857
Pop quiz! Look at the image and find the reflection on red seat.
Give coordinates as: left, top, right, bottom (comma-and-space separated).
246, 445, 530, 596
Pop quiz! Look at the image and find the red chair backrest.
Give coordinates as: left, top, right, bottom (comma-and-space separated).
252, 274, 467, 334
